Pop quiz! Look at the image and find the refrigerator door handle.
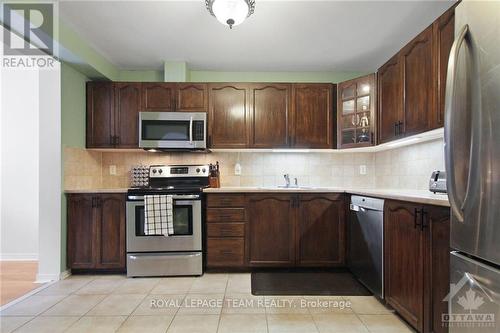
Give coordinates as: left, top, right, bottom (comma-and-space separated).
444, 24, 469, 223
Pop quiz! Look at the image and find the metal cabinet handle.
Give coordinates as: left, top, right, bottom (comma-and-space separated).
444, 24, 470, 223
394, 123, 398, 136
398, 121, 404, 135
420, 209, 428, 231
414, 208, 421, 229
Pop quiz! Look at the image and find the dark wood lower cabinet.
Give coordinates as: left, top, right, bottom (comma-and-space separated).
247, 194, 296, 266
384, 200, 450, 333
296, 194, 345, 266
67, 193, 126, 272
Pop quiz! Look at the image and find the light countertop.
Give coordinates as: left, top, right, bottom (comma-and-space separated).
64, 188, 128, 194
203, 187, 450, 207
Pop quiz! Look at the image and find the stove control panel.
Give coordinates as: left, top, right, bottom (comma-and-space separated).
149, 164, 210, 178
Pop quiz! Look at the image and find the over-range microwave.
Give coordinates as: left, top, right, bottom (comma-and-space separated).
139, 112, 207, 150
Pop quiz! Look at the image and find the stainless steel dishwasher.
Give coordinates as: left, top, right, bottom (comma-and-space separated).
348, 195, 384, 299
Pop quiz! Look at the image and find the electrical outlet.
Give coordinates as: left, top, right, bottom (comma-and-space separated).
234, 163, 242, 175
109, 165, 117, 175
359, 165, 367, 175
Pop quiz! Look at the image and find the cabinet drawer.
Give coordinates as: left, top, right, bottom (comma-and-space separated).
206, 208, 245, 222
207, 195, 245, 207
207, 238, 244, 266
207, 223, 245, 237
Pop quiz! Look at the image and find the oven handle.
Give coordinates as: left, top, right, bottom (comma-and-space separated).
127, 194, 200, 201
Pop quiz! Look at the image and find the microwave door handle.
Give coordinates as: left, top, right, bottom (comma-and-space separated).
444, 24, 469, 223
189, 116, 193, 144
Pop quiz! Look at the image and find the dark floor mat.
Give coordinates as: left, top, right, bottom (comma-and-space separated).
251, 269, 372, 296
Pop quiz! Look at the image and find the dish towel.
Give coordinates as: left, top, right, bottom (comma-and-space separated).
144, 195, 174, 236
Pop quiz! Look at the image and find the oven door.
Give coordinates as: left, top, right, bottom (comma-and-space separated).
126, 194, 202, 252
139, 112, 206, 149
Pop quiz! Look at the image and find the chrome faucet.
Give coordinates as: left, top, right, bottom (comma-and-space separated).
294, 177, 298, 187
283, 174, 291, 187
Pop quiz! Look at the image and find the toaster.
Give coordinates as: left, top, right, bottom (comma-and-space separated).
429, 171, 447, 194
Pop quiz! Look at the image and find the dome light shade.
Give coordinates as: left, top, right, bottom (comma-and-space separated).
206, 0, 255, 29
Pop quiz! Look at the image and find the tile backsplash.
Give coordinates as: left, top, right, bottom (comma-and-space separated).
63, 139, 444, 191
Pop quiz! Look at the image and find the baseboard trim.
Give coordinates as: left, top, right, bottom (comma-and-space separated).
0, 253, 38, 261
60, 269, 71, 280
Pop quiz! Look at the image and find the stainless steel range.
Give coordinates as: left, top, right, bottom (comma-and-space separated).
126, 164, 209, 277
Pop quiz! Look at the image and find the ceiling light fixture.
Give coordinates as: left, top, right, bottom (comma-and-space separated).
206, 0, 255, 29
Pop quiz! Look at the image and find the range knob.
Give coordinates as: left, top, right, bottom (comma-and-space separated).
158, 169, 163, 174
202, 168, 206, 173
152, 169, 157, 174
196, 168, 201, 173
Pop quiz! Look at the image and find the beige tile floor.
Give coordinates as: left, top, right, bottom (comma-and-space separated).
0, 273, 415, 333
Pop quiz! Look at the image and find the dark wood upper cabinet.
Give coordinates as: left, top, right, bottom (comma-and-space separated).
292, 84, 334, 148
208, 83, 250, 148
337, 74, 376, 148
141, 83, 176, 111
95, 194, 126, 269
247, 194, 295, 266
114, 83, 141, 148
433, 6, 455, 128
385, 200, 426, 332
401, 26, 435, 137
67, 193, 126, 272
67, 194, 96, 269
176, 83, 208, 112
296, 194, 345, 266
86, 82, 114, 148
378, 55, 404, 144
249, 84, 291, 148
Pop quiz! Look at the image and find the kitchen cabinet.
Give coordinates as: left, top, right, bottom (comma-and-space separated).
206, 194, 247, 268
337, 74, 376, 148
208, 83, 250, 148
401, 26, 435, 137
377, 55, 404, 144
86, 82, 114, 148
87, 82, 141, 148
176, 83, 208, 112
384, 200, 450, 333
296, 194, 345, 266
377, 8, 455, 144
246, 193, 345, 267
291, 84, 335, 148
141, 83, 176, 111
114, 82, 141, 148
433, 6, 455, 128
67, 193, 126, 271
249, 83, 292, 148
247, 194, 296, 266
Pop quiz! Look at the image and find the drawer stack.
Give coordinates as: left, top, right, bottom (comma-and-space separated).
206, 194, 246, 268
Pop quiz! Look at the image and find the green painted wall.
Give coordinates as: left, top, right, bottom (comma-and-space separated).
188, 71, 368, 83
60, 62, 90, 271
164, 62, 189, 82
118, 70, 164, 82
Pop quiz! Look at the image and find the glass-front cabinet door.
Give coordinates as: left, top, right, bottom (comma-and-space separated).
337, 74, 376, 148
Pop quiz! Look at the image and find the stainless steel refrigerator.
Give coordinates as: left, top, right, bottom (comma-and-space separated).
445, 1, 500, 332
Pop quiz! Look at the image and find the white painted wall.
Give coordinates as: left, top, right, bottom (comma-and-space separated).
0, 66, 40, 261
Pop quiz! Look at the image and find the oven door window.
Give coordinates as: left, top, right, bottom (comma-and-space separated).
135, 203, 193, 236
141, 120, 190, 141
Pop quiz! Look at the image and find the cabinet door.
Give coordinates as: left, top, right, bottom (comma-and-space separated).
176, 83, 208, 112
291, 84, 334, 148
296, 194, 345, 266
401, 26, 435, 137
67, 194, 96, 269
247, 194, 295, 266
95, 194, 126, 270
86, 82, 114, 148
378, 55, 403, 144
385, 201, 426, 332
433, 7, 455, 129
142, 83, 176, 111
208, 84, 250, 148
427, 205, 451, 333
114, 83, 141, 148
249, 84, 291, 148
